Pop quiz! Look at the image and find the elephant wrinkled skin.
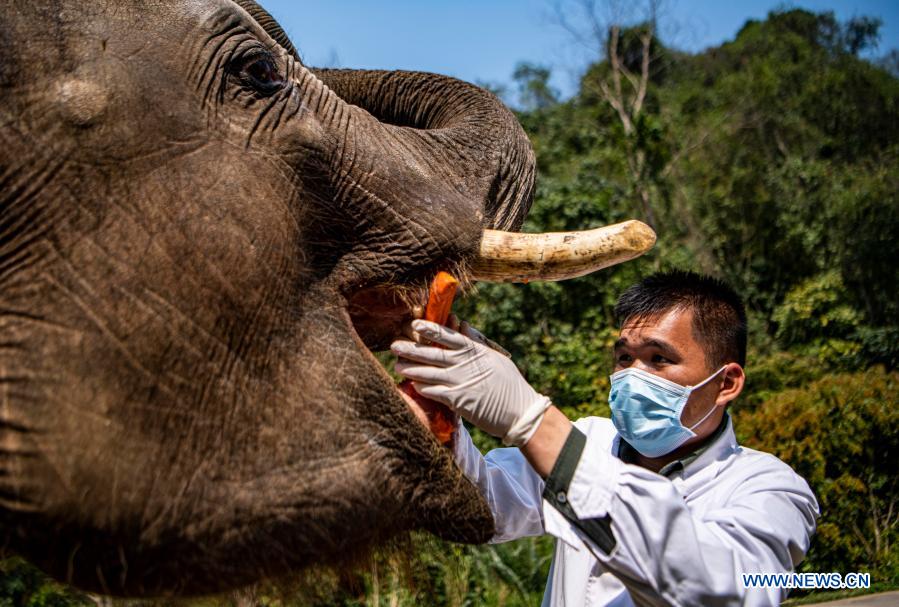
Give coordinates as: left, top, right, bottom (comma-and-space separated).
0, 0, 537, 596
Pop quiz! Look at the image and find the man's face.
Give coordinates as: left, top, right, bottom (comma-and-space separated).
613, 307, 722, 430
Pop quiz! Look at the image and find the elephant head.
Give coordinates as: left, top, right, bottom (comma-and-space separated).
0, 0, 653, 597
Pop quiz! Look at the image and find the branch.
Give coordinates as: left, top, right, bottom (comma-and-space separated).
886, 495, 897, 553
598, 80, 633, 133
850, 522, 874, 561
609, 25, 624, 101
869, 485, 882, 556
632, 28, 652, 117
620, 64, 640, 95
582, 0, 605, 53
886, 494, 897, 530
605, 24, 635, 134
550, 0, 597, 53
661, 109, 739, 178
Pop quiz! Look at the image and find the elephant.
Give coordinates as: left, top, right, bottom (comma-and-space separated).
0, 0, 654, 597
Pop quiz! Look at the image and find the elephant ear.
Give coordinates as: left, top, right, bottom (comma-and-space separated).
232, 0, 301, 62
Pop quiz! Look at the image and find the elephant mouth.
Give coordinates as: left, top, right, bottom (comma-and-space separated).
342, 220, 658, 441
345, 271, 460, 442
346, 281, 431, 353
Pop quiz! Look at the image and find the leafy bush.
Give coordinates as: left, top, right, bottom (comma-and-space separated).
735, 368, 899, 583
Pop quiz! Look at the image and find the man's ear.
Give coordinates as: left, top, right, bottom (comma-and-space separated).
716, 363, 745, 406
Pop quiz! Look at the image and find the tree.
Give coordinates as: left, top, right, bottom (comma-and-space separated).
843, 16, 882, 56
549, 0, 668, 228
511, 62, 558, 111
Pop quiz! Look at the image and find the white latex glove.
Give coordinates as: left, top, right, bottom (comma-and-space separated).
391, 319, 551, 447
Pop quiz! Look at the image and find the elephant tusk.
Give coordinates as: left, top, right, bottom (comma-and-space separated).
471, 220, 657, 283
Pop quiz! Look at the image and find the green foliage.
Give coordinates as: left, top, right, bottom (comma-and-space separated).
829, 156, 899, 327
657, 10, 899, 316
736, 368, 899, 583
248, 535, 552, 607
0, 558, 91, 607
771, 271, 862, 369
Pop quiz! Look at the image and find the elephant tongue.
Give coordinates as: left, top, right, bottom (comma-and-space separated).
398, 272, 459, 446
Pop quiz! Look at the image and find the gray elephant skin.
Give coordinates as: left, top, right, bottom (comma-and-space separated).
0, 0, 537, 596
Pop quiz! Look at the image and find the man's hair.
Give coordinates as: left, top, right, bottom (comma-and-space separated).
614, 271, 747, 368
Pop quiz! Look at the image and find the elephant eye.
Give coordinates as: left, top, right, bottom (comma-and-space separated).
235, 51, 285, 95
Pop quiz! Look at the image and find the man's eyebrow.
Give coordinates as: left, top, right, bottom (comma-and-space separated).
614, 337, 681, 358
646, 339, 680, 358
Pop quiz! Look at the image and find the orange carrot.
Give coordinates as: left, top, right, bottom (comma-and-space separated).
423, 271, 459, 325
399, 271, 460, 446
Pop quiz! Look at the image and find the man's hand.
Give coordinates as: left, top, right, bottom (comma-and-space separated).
391, 320, 551, 447
446, 315, 512, 358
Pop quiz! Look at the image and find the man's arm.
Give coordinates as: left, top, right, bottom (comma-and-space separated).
537, 423, 819, 606
452, 422, 548, 543
519, 405, 572, 478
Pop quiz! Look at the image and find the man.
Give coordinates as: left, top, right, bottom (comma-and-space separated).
392, 271, 819, 606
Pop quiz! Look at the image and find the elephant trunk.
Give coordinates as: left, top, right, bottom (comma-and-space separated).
311, 68, 535, 231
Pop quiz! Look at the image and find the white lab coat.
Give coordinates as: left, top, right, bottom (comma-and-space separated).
453, 416, 819, 606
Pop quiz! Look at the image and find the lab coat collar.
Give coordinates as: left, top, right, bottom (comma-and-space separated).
681, 414, 738, 481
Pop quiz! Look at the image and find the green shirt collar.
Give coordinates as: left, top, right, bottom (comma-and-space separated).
617, 413, 731, 478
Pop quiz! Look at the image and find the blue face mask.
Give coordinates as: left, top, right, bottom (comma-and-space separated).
608, 366, 726, 458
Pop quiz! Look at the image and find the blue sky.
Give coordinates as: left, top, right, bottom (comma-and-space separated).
260, 1, 898, 101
